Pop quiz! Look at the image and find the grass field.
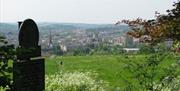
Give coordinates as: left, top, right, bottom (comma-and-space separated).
45, 54, 179, 90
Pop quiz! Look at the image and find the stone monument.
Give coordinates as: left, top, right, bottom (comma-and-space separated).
13, 19, 45, 91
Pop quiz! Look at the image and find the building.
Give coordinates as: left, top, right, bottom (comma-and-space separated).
59, 44, 67, 52
123, 48, 140, 53
48, 30, 53, 48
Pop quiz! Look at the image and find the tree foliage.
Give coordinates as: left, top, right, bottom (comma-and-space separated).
116, 1, 180, 90
0, 36, 16, 90
117, 1, 180, 51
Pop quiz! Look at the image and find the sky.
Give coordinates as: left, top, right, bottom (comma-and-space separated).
0, 0, 175, 24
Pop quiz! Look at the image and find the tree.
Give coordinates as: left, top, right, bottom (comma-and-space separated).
115, 1, 180, 90
125, 35, 134, 48
139, 44, 155, 54
117, 1, 180, 52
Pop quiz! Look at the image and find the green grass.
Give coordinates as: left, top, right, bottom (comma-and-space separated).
45, 54, 179, 90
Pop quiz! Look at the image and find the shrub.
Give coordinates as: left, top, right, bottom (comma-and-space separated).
0, 86, 10, 91
122, 53, 180, 91
0, 36, 16, 90
45, 71, 108, 91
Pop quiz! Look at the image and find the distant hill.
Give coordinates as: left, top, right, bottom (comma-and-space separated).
85, 25, 129, 32
38, 23, 79, 32
0, 22, 130, 33
0, 23, 18, 33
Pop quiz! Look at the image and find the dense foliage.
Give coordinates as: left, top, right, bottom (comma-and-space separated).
0, 36, 16, 90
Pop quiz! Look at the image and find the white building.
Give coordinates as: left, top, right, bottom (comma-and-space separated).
123, 48, 140, 53
60, 44, 67, 52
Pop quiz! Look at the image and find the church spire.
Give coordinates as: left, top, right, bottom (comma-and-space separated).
49, 30, 53, 48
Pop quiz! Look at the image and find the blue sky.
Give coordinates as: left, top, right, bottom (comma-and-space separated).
0, 0, 175, 24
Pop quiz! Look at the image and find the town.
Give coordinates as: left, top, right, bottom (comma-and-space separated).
0, 23, 145, 56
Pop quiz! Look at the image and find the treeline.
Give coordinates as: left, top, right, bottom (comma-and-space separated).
44, 42, 170, 56
72, 44, 124, 56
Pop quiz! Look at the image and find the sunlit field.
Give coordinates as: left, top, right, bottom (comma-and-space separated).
45, 54, 179, 90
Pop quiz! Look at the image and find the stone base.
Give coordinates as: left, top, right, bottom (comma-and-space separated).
13, 59, 45, 91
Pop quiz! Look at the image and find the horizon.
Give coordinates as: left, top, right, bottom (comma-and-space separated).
0, 21, 127, 25
0, 0, 174, 24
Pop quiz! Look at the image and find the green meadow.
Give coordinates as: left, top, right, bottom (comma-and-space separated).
45, 54, 179, 90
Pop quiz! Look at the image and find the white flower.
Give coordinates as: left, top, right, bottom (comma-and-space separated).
45, 71, 108, 91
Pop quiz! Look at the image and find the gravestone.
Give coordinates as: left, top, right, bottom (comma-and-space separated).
13, 19, 45, 91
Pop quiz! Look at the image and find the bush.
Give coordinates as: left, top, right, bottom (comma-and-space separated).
45, 71, 108, 91
122, 53, 180, 91
0, 86, 10, 91
0, 36, 16, 90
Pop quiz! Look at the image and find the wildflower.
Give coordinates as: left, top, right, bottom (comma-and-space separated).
45, 71, 108, 91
